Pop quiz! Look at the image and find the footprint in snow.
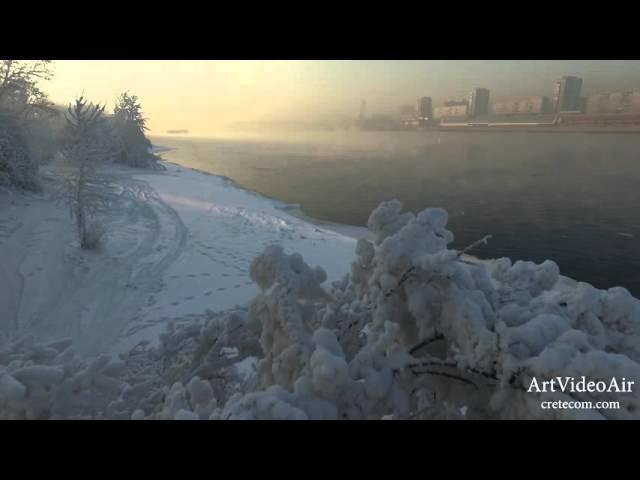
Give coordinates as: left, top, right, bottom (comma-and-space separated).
204, 291, 213, 296
171, 301, 180, 306
187, 274, 197, 278
217, 287, 225, 291
185, 296, 195, 301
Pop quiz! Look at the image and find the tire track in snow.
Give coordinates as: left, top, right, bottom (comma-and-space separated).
7, 169, 188, 357
77, 172, 189, 355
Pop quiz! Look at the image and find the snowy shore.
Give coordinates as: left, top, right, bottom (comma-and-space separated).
0, 157, 358, 357
3, 149, 640, 420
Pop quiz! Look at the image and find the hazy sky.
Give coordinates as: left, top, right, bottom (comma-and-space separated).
45, 60, 640, 135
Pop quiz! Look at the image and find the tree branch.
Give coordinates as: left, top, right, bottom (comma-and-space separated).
456, 234, 492, 259
408, 333, 444, 355
411, 369, 478, 388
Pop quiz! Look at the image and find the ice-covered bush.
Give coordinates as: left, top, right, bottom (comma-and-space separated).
0, 336, 127, 419
0, 309, 260, 420
217, 200, 640, 420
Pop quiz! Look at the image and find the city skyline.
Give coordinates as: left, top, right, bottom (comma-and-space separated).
45, 61, 640, 135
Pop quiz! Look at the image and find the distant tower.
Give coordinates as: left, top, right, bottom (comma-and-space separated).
418, 96, 433, 121
469, 88, 490, 117
359, 99, 367, 123
554, 76, 583, 113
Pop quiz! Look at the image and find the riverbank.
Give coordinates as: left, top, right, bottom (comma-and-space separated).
2, 147, 639, 357
0, 156, 357, 356
436, 126, 640, 133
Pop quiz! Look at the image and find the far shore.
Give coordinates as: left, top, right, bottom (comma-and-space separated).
434, 126, 640, 134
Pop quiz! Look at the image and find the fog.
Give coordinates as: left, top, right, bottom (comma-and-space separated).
46, 60, 640, 137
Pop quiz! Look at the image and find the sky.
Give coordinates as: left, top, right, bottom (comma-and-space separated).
45, 60, 640, 136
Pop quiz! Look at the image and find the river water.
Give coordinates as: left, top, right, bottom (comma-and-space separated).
152, 130, 640, 295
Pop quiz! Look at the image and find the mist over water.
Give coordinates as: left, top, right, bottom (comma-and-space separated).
153, 130, 640, 296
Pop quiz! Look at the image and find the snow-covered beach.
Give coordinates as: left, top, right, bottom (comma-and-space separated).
0, 153, 358, 356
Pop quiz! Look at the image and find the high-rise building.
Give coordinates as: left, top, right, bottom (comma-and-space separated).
418, 96, 433, 120
553, 76, 583, 112
469, 88, 490, 117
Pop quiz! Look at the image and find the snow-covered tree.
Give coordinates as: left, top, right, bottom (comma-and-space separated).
0, 112, 36, 189
111, 91, 158, 168
60, 97, 111, 249
0, 60, 58, 189
0, 61, 54, 117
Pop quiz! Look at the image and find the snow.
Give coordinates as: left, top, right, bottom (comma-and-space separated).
111, 162, 357, 354
234, 356, 258, 381
0, 158, 357, 358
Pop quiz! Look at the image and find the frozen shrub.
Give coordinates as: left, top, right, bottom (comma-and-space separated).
220, 200, 640, 420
